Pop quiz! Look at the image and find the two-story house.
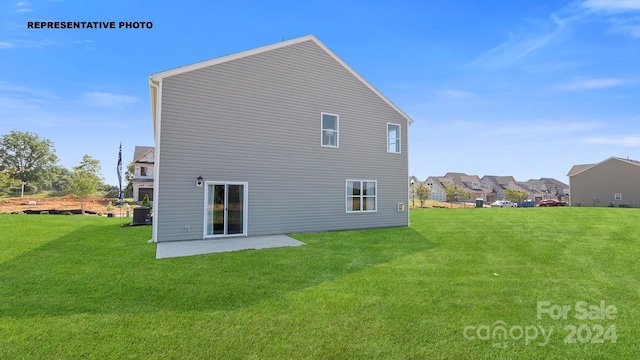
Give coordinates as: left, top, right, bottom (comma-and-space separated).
481, 175, 532, 201
568, 157, 640, 207
148, 35, 412, 243
132, 146, 154, 203
425, 173, 493, 203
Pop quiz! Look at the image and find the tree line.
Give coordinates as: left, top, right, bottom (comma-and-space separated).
0, 130, 134, 200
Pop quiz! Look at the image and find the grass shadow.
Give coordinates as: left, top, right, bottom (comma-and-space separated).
0, 220, 435, 318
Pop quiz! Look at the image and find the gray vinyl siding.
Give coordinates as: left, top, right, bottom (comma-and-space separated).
155, 40, 409, 242
569, 159, 640, 207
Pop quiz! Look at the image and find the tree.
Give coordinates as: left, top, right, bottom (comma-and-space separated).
0, 130, 58, 197
444, 184, 462, 208
0, 171, 20, 197
39, 165, 72, 192
124, 162, 135, 198
458, 187, 473, 207
413, 181, 431, 208
67, 155, 103, 215
504, 188, 528, 204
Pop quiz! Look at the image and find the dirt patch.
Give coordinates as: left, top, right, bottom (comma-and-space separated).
0, 196, 130, 214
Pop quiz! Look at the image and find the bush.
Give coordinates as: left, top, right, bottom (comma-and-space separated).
40, 211, 49, 215
142, 195, 152, 209
97, 212, 103, 216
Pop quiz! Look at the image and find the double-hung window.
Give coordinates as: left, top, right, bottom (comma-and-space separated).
387, 123, 401, 153
321, 113, 338, 147
346, 180, 377, 212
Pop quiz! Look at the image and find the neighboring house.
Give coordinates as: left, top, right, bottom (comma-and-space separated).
443, 172, 493, 201
481, 175, 534, 202
568, 157, 640, 207
522, 178, 570, 202
517, 180, 551, 202
425, 173, 492, 202
538, 178, 570, 196
148, 35, 412, 243
425, 176, 451, 202
132, 146, 154, 203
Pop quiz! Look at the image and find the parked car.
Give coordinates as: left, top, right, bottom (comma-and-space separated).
537, 199, 568, 207
490, 200, 517, 207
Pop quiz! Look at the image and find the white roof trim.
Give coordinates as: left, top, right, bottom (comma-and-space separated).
148, 34, 412, 126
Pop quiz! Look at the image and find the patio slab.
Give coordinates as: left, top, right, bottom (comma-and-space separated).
155, 235, 305, 259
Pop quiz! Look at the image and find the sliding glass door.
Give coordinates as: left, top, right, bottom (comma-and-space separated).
206, 182, 247, 237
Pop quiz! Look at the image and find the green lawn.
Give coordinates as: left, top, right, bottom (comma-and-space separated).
1, 208, 638, 359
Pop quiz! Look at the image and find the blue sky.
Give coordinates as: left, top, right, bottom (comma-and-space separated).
1, 0, 639, 186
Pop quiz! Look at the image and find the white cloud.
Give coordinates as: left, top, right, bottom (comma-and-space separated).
581, 0, 640, 13
0, 39, 58, 49
587, 135, 640, 146
493, 121, 602, 136
441, 89, 475, 99
81, 92, 137, 108
470, 14, 572, 69
554, 77, 624, 91
15, 1, 32, 12
0, 81, 59, 101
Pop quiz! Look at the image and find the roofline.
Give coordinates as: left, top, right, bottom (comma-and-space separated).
569, 156, 640, 177
148, 35, 413, 135
133, 147, 155, 163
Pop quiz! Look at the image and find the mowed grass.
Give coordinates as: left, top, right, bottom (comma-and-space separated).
1, 208, 638, 359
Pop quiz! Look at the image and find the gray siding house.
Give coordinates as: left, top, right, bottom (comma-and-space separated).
568, 157, 640, 207
148, 35, 412, 243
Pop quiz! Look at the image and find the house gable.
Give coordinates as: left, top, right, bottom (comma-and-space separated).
568, 157, 640, 206
149, 36, 411, 242
149, 35, 412, 137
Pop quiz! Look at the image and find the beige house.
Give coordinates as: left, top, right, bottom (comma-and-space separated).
481, 175, 535, 202
568, 157, 640, 207
132, 146, 154, 203
425, 173, 493, 202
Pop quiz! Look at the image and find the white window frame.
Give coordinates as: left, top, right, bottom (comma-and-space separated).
203, 181, 249, 239
346, 180, 377, 213
614, 193, 622, 201
387, 122, 401, 153
321, 113, 339, 148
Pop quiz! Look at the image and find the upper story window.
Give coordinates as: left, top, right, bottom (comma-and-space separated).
321, 113, 338, 147
140, 166, 148, 177
387, 123, 401, 153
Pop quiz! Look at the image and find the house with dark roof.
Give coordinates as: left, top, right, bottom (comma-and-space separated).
568, 157, 640, 207
148, 35, 412, 244
132, 146, 154, 203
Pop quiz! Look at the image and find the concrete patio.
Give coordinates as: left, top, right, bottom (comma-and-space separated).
155, 235, 305, 259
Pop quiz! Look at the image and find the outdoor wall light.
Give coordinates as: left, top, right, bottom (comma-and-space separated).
196, 176, 203, 187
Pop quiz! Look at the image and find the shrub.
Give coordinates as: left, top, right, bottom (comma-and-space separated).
97, 212, 103, 216
40, 211, 49, 215
142, 195, 152, 209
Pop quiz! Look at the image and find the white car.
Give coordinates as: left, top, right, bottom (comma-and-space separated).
490, 200, 517, 207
